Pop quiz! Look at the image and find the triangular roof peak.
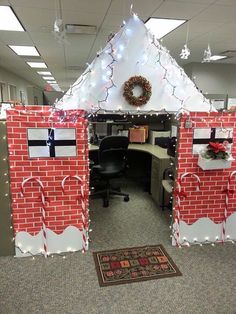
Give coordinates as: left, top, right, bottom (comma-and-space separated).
56, 15, 213, 113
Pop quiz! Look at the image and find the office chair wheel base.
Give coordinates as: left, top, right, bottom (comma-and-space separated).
103, 199, 109, 207
124, 196, 129, 202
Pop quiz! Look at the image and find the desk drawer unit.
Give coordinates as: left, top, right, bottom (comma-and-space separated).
151, 156, 171, 207
151, 156, 160, 205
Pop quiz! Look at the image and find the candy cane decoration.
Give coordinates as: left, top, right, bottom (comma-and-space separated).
222, 171, 236, 242
61, 175, 88, 252
20, 177, 48, 257
173, 172, 201, 246
180, 172, 201, 191
172, 180, 182, 247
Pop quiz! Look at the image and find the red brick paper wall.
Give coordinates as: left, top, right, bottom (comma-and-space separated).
7, 106, 89, 238
175, 112, 236, 245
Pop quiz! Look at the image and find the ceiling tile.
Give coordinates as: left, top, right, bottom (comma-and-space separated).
151, 1, 209, 19
1, 0, 236, 90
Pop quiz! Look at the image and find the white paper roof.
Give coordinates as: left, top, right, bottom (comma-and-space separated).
56, 15, 213, 113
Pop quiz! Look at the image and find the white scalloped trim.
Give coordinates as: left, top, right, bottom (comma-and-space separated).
172, 212, 236, 245
15, 226, 87, 257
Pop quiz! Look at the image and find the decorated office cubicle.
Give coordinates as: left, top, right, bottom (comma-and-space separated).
1, 14, 236, 258
57, 15, 235, 247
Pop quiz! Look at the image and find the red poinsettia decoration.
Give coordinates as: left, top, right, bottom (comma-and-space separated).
208, 142, 226, 153
204, 141, 229, 160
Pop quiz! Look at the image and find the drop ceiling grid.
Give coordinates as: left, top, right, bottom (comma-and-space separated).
0, 0, 236, 90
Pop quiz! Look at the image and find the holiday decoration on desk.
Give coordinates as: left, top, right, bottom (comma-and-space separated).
123, 76, 152, 107
198, 141, 234, 170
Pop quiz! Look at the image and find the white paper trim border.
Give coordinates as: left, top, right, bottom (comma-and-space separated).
172, 212, 236, 245
15, 225, 87, 257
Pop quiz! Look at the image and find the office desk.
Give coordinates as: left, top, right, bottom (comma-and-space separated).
89, 143, 169, 158
89, 143, 172, 207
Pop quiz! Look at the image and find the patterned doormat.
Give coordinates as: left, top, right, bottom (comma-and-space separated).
93, 244, 182, 287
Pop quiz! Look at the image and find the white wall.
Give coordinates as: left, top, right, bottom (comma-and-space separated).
184, 62, 236, 96
26, 86, 44, 105
0, 66, 44, 105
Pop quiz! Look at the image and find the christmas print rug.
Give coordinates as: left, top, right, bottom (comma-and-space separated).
93, 244, 182, 287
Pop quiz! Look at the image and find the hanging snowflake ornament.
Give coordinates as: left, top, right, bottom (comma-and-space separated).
202, 44, 212, 63
180, 44, 190, 59
54, 18, 63, 33
53, 18, 68, 45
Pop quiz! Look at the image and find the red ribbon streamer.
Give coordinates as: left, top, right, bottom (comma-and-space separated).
173, 190, 187, 199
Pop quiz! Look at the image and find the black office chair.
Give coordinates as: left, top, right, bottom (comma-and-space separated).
91, 136, 130, 207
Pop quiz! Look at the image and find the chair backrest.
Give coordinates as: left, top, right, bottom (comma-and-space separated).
98, 136, 129, 175
99, 136, 129, 153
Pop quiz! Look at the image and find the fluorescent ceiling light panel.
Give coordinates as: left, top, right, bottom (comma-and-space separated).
42, 76, 55, 80
37, 71, 52, 75
0, 6, 24, 31
51, 84, 62, 91
8, 45, 39, 56
27, 62, 47, 68
145, 17, 186, 39
210, 55, 227, 61
47, 81, 57, 84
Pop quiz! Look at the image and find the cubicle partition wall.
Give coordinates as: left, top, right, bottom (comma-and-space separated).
0, 121, 14, 256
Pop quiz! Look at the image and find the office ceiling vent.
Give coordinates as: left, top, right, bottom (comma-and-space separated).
65, 24, 97, 35
66, 65, 85, 71
221, 50, 236, 57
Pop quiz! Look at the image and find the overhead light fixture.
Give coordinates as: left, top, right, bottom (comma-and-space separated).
145, 17, 186, 39
51, 84, 62, 92
210, 55, 227, 61
0, 6, 24, 31
8, 45, 40, 56
37, 71, 52, 75
42, 76, 55, 80
47, 81, 57, 84
27, 62, 47, 68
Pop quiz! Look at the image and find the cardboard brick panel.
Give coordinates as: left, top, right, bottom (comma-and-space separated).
174, 112, 236, 245
7, 106, 90, 256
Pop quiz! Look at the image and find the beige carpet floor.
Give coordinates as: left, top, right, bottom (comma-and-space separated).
0, 181, 236, 314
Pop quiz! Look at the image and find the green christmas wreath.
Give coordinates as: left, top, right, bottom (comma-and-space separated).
123, 75, 152, 107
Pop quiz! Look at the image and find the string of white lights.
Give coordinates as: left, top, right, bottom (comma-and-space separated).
52, 11, 212, 115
